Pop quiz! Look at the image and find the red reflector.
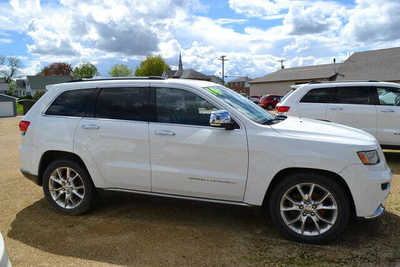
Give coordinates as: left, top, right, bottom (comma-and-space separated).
276, 106, 290, 112
19, 120, 30, 133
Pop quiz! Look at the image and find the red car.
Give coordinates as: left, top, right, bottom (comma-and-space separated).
259, 94, 282, 110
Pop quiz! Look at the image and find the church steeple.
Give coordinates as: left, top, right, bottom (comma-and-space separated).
178, 51, 183, 71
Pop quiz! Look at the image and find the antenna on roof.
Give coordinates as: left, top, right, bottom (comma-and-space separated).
277, 59, 285, 69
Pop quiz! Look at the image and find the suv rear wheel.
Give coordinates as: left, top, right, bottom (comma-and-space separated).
268, 172, 351, 243
42, 159, 95, 215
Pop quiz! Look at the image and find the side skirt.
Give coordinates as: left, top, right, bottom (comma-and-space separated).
100, 187, 252, 207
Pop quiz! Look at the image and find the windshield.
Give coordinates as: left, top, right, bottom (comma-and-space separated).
203, 85, 275, 124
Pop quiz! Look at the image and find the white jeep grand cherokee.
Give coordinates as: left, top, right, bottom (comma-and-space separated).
19, 77, 392, 243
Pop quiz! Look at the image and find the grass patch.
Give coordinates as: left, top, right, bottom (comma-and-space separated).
16, 103, 23, 115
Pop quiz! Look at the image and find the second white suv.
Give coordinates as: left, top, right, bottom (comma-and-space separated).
277, 81, 400, 148
19, 77, 391, 243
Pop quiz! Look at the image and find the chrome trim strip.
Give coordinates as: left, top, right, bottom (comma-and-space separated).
102, 188, 252, 206
364, 204, 385, 219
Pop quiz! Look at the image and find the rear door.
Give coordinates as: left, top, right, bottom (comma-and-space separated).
296, 87, 336, 120
326, 86, 377, 136
375, 86, 400, 145
75, 85, 152, 191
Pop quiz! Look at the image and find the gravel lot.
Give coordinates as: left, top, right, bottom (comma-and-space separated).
1, 116, 400, 266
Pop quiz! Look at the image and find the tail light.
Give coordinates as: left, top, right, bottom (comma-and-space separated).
19, 120, 30, 135
276, 106, 290, 113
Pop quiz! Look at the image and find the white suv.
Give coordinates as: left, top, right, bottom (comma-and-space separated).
277, 81, 400, 148
19, 77, 392, 243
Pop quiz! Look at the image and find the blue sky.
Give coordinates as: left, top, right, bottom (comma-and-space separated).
0, 0, 399, 80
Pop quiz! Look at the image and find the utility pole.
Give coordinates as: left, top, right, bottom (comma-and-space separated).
278, 59, 285, 69
218, 55, 228, 84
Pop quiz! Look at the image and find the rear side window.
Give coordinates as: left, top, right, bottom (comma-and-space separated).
155, 87, 218, 126
96, 87, 151, 121
300, 88, 337, 103
336, 87, 371, 104
45, 89, 97, 117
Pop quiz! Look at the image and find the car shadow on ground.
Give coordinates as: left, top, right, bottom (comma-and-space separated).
7, 188, 400, 266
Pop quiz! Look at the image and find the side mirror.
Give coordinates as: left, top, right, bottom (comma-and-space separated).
210, 110, 235, 130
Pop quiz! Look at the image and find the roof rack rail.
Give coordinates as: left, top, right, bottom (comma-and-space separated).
306, 80, 384, 84
67, 76, 166, 83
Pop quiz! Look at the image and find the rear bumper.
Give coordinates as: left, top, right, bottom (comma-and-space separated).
20, 169, 40, 186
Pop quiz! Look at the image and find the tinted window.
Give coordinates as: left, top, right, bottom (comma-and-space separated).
336, 87, 371, 104
301, 88, 337, 103
156, 88, 218, 126
96, 87, 151, 121
377, 87, 400, 106
45, 89, 97, 117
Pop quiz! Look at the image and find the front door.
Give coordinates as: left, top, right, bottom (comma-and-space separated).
75, 86, 152, 191
149, 87, 248, 201
375, 86, 400, 146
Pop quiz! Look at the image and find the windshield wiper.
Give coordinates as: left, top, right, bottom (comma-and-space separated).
261, 115, 287, 125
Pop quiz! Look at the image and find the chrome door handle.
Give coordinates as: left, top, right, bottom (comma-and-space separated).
381, 109, 395, 113
154, 129, 176, 136
82, 124, 100, 130
330, 107, 343, 111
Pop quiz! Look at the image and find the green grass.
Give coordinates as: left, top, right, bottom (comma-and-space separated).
16, 103, 23, 115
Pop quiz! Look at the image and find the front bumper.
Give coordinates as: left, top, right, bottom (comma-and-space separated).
364, 204, 385, 219
339, 163, 392, 218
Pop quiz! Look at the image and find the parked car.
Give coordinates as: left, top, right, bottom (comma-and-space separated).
19, 77, 391, 243
0, 233, 11, 267
249, 95, 261, 104
259, 94, 282, 110
277, 81, 400, 148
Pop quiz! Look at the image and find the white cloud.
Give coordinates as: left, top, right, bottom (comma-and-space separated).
0, 38, 12, 43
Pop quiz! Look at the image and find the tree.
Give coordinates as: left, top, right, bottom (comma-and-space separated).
6, 80, 16, 96
73, 62, 98, 79
109, 64, 133, 77
135, 55, 170, 77
0, 56, 22, 83
39, 62, 73, 76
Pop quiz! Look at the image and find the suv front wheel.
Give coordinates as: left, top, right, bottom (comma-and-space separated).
42, 159, 95, 215
268, 172, 351, 243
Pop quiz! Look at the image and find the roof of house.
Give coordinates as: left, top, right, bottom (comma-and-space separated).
250, 63, 342, 84
208, 75, 224, 84
27, 75, 73, 91
228, 76, 251, 83
336, 47, 400, 81
163, 69, 211, 81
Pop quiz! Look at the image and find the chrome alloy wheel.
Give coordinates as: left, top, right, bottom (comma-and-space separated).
48, 167, 85, 209
280, 183, 338, 236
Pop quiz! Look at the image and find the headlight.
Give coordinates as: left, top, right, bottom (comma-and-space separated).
357, 150, 380, 165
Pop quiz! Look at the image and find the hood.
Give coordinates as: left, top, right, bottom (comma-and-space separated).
270, 116, 378, 147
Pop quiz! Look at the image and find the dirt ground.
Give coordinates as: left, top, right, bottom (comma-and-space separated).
1, 116, 400, 266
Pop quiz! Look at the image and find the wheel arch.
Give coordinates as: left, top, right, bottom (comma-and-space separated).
263, 167, 356, 216
38, 150, 91, 186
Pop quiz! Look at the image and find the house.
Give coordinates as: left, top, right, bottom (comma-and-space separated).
250, 63, 341, 96
0, 78, 8, 94
227, 77, 252, 95
250, 46, 400, 96
162, 53, 211, 81
16, 75, 73, 96
209, 75, 224, 85
335, 47, 400, 82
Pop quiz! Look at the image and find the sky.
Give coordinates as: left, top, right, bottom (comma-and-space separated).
0, 0, 400, 80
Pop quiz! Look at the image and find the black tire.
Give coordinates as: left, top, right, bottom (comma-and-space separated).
267, 104, 273, 110
268, 172, 351, 244
42, 159, 95, 215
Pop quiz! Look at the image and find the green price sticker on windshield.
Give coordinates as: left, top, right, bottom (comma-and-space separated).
205, 87, 222, 95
